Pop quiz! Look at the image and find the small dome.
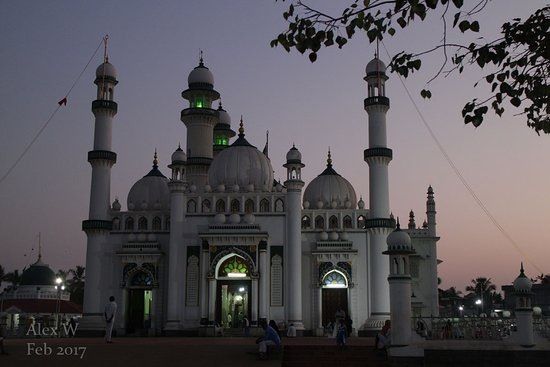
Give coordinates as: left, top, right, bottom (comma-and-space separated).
188, 59, 214, 86
286, 145, 302, 163
214, 213, 226, 224
513, 263, 532, 293
244, 213, 255, 224
303, 201, 310, 209
171, 144, 187, 163
341, 231, 349, 241
358, 197, 365, 209
303, 151, 357, 209
96, 61, 118, 79
329, 232, 339, 241
204, 184, 212, 192
217, 103, 231, 126
208, 120, 274, 191
20, 256, 56, 286
319, 231, 329, 241
365, 57, 386, 75
229, 213, 241, 224
112, 198, 121, 211
127, 153, 170, 211
386, 221, 413, 252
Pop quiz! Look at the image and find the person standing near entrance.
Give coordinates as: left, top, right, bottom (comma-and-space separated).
257, 320, 281, 360
242, 315, 250, 337
227, 313, 232, 328
104, 296, 117, 343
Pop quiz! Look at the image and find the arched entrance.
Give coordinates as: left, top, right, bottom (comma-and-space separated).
321, 270, 349, 326
125, 269, 154, 334
215, 254, 252, 328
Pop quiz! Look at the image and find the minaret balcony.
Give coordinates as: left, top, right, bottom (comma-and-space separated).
364, 147, 393, 160
181, 107, 217, 119
364, 96, 390, 108
92, 100, 118, 113
365, 217, 396, 229
82, 219, 113, 232
88, 150, 117, 164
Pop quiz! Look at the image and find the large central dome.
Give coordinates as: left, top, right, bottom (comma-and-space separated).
208, 121, 273, 191
303, 151, 357, 209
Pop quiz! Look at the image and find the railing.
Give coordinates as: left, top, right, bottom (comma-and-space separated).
412, 316, 516, 341
364, 96, 390, 108
533, 317, 550, 338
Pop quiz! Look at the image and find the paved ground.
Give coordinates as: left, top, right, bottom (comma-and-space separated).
1, 337, 376, 367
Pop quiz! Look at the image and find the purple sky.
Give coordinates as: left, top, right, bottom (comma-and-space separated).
1, 1, 548, 292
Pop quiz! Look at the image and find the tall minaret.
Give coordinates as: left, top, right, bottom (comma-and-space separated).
181, 53, 220, 187
213, 102, 235, 156
165, 145, 187, 332
364, 56, 394, 330
81, 41, 118, 331
284, 145, 305, 330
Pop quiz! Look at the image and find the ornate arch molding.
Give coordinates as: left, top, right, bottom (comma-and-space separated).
208, 247, 258, 278
121, 262, 159, 288
318, 262, 354, 288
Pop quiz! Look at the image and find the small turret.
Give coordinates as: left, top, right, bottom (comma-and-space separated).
408, 210, 416, 229
426, 185, 436, 235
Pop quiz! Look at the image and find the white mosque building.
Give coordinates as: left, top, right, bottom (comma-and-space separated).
79, 53, 441, 336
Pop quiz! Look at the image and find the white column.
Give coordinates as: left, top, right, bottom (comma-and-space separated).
389, 277, 412, 346
251, 278, 259, 324
259, 246, 269, 321
199, 245, 209, 323
516, 309, 535, 347
165, 181, 185, 330
208, 278, 216, 322
286, 188, 304, 329
369, 229, 391, 321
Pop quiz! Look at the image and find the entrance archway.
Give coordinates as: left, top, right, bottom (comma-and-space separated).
321, 270, 349, 326
215, 254, 252, 328
125, 270, 154, 334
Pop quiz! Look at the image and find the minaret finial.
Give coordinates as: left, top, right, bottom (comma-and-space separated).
153, 149, 158, 167
218, 100, 223, 110
327, 147, 332, 167
239, 115, 244, 136
199, 49, 204, 66
103, 35, 109, 63
38, 232, 42, 262
396, 217, 401, 229
520, 262, 525, 274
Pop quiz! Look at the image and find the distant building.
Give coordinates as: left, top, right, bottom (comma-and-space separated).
0, 251, 82, 334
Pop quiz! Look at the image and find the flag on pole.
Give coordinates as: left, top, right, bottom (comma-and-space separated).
58, 97, 68, 106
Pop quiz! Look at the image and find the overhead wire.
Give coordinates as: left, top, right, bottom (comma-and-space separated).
379, 40, 543, 275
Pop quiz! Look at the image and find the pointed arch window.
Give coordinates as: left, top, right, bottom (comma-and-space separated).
187, 199, 197, 213
343, 215, 352, 229
259, 198, 270, 212
152, 216, 161, 231
315, 216, 325, 229
138, 217, 148, 231
230, 199, 240, 213
218, 256, 249, 278
202, 199, 211, 213
275, 199, 284, 212
112, 217, 120, 230
216, 199, 226, 213
245, 199, 255, 214
329, 215, 338, 229
301, 215, 311, 229
125, 217, 135, 231
322, 271, 347, 288
357, 215, 366, 229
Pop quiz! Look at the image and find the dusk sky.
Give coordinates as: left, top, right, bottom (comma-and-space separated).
1, 0, 548, 292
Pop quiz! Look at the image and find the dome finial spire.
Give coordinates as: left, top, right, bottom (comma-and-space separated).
199, 49, 204, 66
327, 147, 332, 167
103, 34, 109, 63
520, 262, 525, 275
238, 115, 245, 136
396, 217, 401, 229
153, 149, 158, 168
38, 232, 42, 262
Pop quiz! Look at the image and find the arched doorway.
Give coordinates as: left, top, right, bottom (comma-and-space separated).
215, 254, 252, 329
321, 270, 349, 326
125, 268, 154, 334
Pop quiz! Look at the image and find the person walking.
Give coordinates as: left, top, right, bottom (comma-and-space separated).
104, 296, 117, 343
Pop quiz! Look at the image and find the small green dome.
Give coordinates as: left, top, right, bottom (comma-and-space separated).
20, 260, 56, 286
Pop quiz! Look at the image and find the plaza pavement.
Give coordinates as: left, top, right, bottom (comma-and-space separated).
1, 336, 376, 367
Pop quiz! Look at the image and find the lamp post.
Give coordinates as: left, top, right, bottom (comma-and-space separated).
54, 277, 65, 335
458, 305, 464, 318
475, 299, 482, 316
